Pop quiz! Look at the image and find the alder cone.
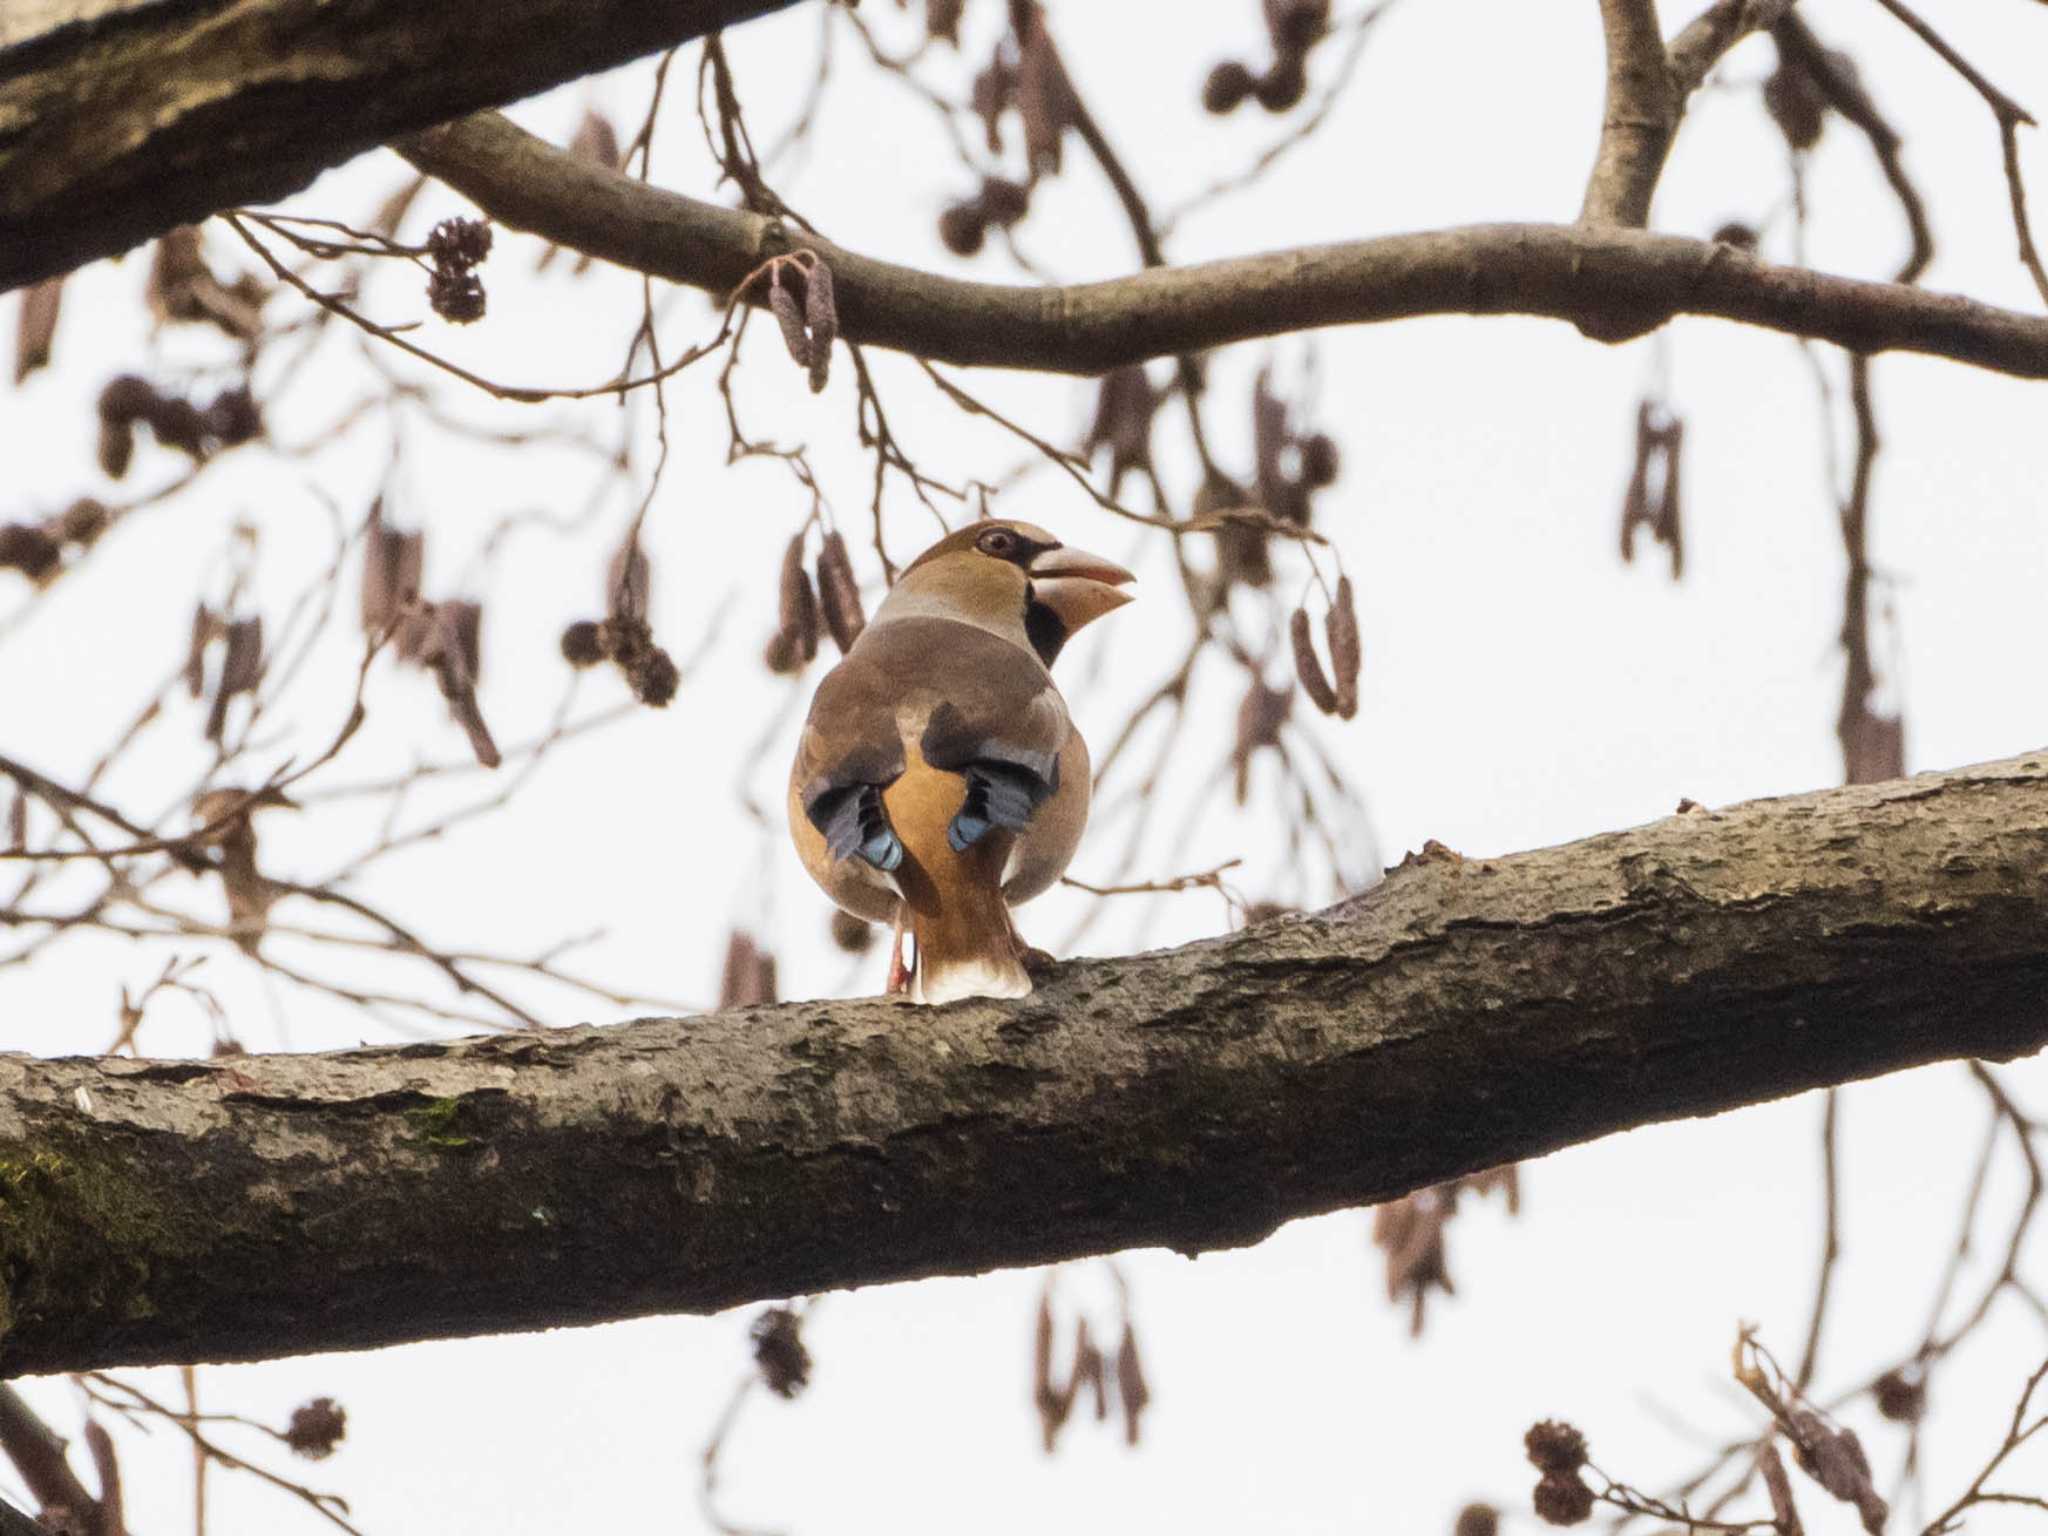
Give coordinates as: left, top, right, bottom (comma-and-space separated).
978, 177, 1030, 227
559, 621, 603, 667
1532, 1473, 1593, 1527
829, 909, 873, 953
938, 201, 986, 256
1254, 53, 1308, 112
1203, 60, 1256, 114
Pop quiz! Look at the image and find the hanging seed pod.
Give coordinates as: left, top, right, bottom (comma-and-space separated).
926, 0, 965, 44
1656, 417, 1685, 580
203, 384, 262, 447
626, 645, 680, 707
98, 415, 135, 479
719, 931, 778, 1009
1032, 1289, 1060, 1449
1082, 367, 1160, 496
1264, 0, 1330, 53
1253, 52, 1308, 112
815, 531, 866, 653
938, 201, 988, 256
768, 268, 811, 372
1071, 1317, 1107, 1422
361, 501, 425, 637
1115, 1322, 1149, 1447
971, 54, 1014, 154
1326, 575, 1361, 720
560, 620, 604, 667
0, 524, 60, 582
569, 110, 622, 172
1232, 678, 1292, 804
96, 374, 156, 479
148, 226, 209, 326
829, 909, 874, 953
606, 537, 650, 624
416, 601, 501, 767
749, 1305, 809, 1396
1757, 1443, 1802, 1536
56, 498, 108, 549
1764, 55, 1825, 152
283, 1398, 348, 1461
803, 260, 837, 393
1300, 432, 1340, 489
1203, 60, 1257, 115
778, 533, 820, 662
1290, 606, 1338, 716
763, 628, 803, 675
1014, 8, 1075, 179
185, 605, 218, 698
1201, 472, 1270, 592
14, 275, 62, 386
979, 177, 1031, 228
205, 616, 265, 742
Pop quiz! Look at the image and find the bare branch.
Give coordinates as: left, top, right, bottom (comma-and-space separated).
1864, 0, 2048, 307
1580, 0, 1680, 226
398, 111, 2048, 378
1669, 0, 1795, 95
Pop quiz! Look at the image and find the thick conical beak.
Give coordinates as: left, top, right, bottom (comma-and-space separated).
1028, 545, 1135, 633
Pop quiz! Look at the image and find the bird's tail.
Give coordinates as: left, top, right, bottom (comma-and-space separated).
908, 884, 1032, 1004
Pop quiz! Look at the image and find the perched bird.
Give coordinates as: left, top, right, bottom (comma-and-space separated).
788, 520, 1134, 1003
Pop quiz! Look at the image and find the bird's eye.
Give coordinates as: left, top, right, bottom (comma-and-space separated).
977, 529, 1018, 558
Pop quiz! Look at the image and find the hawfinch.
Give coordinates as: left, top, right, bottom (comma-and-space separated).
788, 521, 1134, 1003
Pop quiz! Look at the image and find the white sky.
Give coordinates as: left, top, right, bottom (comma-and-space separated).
3, 0, 2047, 1531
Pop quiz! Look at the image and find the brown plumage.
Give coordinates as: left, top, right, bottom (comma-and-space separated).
788, 520, 1132, 1002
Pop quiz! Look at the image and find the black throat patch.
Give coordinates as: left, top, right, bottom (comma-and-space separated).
1024, 589, 1069, 667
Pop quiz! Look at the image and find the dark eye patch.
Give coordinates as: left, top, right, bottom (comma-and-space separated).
975, 527, 1050, 566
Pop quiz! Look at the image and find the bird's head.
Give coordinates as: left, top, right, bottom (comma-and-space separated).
884, 520, 1134, 666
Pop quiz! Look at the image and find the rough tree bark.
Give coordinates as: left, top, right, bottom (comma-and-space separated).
4, 753, 2046, 1377
0, 0, 799, 288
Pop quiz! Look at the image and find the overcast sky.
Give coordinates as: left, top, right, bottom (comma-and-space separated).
4, 0, 2047, 1531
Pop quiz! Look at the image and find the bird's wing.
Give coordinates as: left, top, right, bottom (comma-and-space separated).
792, 643, 910, 872
909, 628, 1069, 852
794, 618, 1069, 864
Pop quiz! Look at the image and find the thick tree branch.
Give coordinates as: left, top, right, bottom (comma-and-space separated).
395, 111, 2048, 376
0, 0, 802, 290
5, 753, 2048, 1375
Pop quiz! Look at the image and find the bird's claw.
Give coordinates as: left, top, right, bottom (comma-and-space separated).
884, 910, 913, 995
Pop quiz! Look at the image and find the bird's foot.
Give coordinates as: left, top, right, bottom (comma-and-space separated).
1018, 945, 1057, 979
885, 911, 914, 995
